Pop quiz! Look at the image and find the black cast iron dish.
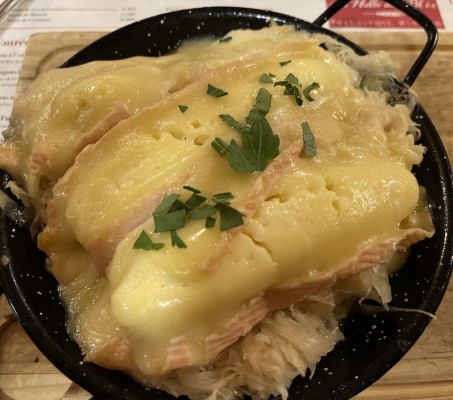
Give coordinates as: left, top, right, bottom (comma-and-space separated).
1, 0, 452, 399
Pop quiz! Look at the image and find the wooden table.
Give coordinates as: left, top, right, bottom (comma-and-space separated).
0, 30, 452, 400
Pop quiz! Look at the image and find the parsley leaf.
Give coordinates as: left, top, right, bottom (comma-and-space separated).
134, 188, 244, 251
279, 60, 291, 66
170, 230, 187, 248
239, 118, 280, 172
303, 82, 320, 102
227, 139, 256, 173
133, 231, 165, 251
246, 88, 272, 125
212, 192, 235, 205
205, 216, 216, 228
211, 137, 230, 155
207, 84, 228, 98
259, 73, 275, 84
153, 193, 180, 216
290, 86, 303, 106
301, 122, 317, 157
274, 75, 320, 106
226, 120, 280, 174
274, 74, 303, 106
178, 105, 189, 113
212, 192, 244, 230
183, 186, 201, 194
219, 88, 272, 134
216, 203, 245, 231
285, 73, 300, 86
154, 208, 186, 233
189, 204, 218, 220
184, 192, 207, 211
183, 186, 207, 211
214, 88, 280, 173
219, 114, 249, 135
188, 194, 244, 231
153, 194, 186, 233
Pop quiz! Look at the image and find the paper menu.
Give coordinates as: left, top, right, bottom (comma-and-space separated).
1, 0, 452, 133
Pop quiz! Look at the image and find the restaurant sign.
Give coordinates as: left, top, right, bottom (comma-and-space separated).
326, 0, 445, 29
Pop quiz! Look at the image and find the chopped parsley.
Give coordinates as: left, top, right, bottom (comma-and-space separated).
226, 118, 279, 173
246, 87, 272, 124
154, 207, 186, 233
170, 230, 187, 248
259, 73, 275, 84
279, 60, 291, 67
216, 203, 244, 231
212, 88, 280, 173
178, 105, 189, 113
301, 122, 317, 157
211, 137, 229, 155
153, 194, 181, 221
212, 192, 235, 204
133, 187, 244, 251
189, 204, 218, 220
303, 82, 320, 102
152, 194, 188, 245
274, 73, 303, 106
218, 114, 249, 135
133, 231, 165, 251
183, 186, 207, 210
207, 84, 228, 98
190, 190, 244, 231
274, 74, 320, 106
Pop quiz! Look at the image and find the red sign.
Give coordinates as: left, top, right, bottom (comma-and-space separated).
326, 0, 444, 29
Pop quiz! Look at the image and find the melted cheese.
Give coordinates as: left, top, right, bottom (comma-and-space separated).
23, 26, 432, 387
40, 40, 363, 280
1, 25, 320, 220
107, 159, 419, 375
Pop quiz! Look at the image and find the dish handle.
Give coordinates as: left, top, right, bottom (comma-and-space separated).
312, 0, 438, 87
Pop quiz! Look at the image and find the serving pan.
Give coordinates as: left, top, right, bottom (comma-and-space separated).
1, 0, 452, 399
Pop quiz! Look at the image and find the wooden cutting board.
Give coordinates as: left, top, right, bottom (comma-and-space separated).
0, 30, 452, 400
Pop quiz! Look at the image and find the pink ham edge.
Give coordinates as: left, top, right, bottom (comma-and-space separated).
74, 103, 132, 156
30, 102, 131, 182
161, 294, 268, 374
265, 227, 433, 311
157, 227, 432, 375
